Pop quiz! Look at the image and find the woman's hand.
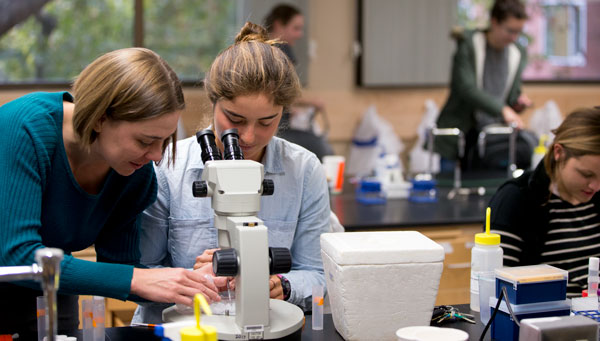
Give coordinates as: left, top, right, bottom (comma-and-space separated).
194, 263, 229, 291
269, 275, 284, 300
193, 248, 219, 270
226, 276, 283, 300
512, 94, 533, 113
502, 106, 524, 129
131, 267, 221, 306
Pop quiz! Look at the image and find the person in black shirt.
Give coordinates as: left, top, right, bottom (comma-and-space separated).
489, 107, 600, 297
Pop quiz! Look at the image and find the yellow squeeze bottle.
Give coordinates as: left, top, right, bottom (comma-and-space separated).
180, 294, 218, 341
530, 134, 548, 170
470, 207, 503, 312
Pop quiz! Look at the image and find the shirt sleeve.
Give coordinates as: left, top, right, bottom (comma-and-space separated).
138, 163, 172, 268
0, 117, 135, 300
284, 155, 330, 311
488, 182, 527, 266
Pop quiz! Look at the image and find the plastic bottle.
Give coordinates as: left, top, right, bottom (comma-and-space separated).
179, 294, 217, 341
470, 207, 503, 312
530, 134, 548, 170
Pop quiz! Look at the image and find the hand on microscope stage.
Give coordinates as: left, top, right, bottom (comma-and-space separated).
193, 248, 220, 270
131, 267, 221, 306
269, 275, 284, 300
194, 262, 229, 290
223, 276, 283, 299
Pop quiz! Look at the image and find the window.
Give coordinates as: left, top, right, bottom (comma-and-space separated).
0, 0, 242, 84
144, 0, 240, 81
458, 0, 600, 81
542, 0, 586, 67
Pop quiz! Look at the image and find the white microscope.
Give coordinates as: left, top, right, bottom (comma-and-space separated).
163, 129, 304, 340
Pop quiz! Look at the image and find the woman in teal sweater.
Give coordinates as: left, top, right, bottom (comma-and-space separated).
0, 48, 220, 336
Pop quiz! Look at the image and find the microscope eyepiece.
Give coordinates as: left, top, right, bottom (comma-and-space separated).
221, 129, 244, 160
196, 129, 222, 164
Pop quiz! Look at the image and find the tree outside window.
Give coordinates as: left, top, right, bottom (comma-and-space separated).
0, 0, 241, 84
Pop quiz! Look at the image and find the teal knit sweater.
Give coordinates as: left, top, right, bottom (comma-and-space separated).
0, 92, 157, 300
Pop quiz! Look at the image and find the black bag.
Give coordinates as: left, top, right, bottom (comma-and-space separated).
467, 129, 537, 171
277, 109, 334, 161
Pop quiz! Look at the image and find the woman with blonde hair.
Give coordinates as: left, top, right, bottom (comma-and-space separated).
134, 22, 330, 323
0, 48, 221, 336
489, 107, 600, 297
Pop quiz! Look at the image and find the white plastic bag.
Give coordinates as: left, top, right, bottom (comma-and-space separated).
529, 100, 563, 142
409, 99, 441, 174
346, 105, 404, 177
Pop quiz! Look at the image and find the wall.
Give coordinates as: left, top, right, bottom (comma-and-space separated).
305, 0, 600, 157
1, 0, 599, 161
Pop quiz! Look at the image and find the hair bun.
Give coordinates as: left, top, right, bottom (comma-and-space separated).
235, 22, 275, 45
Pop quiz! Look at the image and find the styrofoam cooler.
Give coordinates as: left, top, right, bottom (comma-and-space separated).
320, 231, 445, 341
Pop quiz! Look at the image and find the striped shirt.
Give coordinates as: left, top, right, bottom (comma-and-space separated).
542, 195, 600, 297
493, 194, 600, 297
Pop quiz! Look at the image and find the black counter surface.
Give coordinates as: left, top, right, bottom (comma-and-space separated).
62, 304, 488, 340
331, 187, 492, 231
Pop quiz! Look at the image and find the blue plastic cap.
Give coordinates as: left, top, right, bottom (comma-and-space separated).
359, 180, 381, 191
154, 325, 164, 337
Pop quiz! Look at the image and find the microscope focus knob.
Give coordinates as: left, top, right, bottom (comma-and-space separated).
192, 181, 208, 197
213, 249, 238, 277
269, 247, 292, 274
262, 179, 274, 196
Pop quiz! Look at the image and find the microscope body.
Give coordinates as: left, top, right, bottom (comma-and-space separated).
202, 159, 271, 329
163, 129, 303, 340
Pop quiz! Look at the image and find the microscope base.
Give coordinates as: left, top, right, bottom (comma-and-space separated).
163, 299, 304, 340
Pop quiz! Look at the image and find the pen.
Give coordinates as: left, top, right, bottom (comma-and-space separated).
131, 322, 157, 328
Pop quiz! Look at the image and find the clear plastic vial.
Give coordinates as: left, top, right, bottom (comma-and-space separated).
312, 285, 324, 330
470, 208, 503, 312
36, 296, 47, 341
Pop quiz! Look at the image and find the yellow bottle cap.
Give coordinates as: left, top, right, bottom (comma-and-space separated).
180, 326, 204, 341
534, 134, 548, 154
179, 294, 217, 341
475, 207, 501, 245
201, 325, 218, 341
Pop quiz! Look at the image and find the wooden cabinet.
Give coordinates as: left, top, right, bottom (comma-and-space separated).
418, 225, 479, 306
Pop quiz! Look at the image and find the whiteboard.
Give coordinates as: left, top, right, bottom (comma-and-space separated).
359, 0, 458, 86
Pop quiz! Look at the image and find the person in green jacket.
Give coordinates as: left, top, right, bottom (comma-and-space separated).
435, 0, 532, 165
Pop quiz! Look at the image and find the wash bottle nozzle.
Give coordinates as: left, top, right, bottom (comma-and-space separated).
179, 294, 217, 341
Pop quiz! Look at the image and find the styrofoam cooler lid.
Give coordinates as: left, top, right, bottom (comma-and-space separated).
320, 231, 444, 265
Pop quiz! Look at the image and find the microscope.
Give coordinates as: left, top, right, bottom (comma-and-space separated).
0, 247, 63, 341
163, 129, 304, 340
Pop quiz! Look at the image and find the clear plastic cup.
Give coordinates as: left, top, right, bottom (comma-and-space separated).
37, 296, 47, 341
478, 271, 496, 324
81, 298, 93, 341
312, 285, 324, 330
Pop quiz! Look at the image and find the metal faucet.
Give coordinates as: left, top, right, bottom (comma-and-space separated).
0, 248, 63, 341
427, 127, 465, 193
477, 122, 519, 178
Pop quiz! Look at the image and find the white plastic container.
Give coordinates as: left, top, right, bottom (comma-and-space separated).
321, 231, 444, 341
470, 208, 503, 312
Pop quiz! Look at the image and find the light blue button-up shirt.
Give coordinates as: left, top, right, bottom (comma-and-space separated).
133, 135, 330, 323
